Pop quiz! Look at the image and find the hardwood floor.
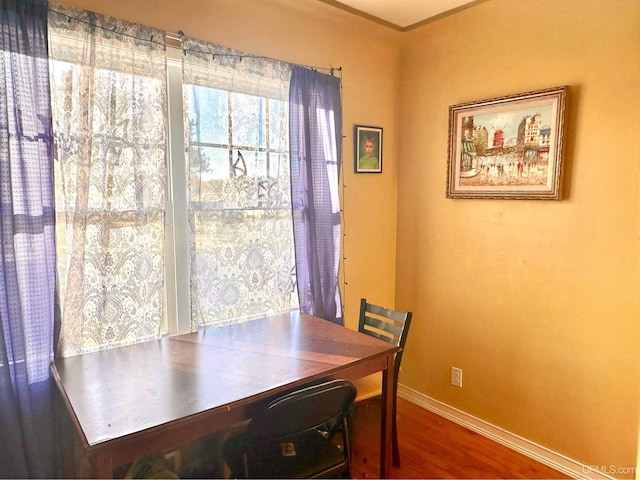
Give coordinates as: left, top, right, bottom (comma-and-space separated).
350, 397, 571, 479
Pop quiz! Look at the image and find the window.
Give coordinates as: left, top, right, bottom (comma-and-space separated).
49, 6, 297, 356
182, 38, 298, 330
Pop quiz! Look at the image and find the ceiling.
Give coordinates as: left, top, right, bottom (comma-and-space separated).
319, 0, 480, 30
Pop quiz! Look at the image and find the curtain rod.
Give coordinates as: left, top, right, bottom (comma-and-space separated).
49, 8, 342, 76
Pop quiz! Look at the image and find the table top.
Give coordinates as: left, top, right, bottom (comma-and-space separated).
52, 311, 398, 450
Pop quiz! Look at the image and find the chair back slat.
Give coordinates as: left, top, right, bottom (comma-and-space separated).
362, 314, 403, 342
366, 303, 408, 324
361, 326, 395, 344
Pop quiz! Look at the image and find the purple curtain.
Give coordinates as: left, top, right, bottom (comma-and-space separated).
289, 67, 343, 325
0, 0, 58, 477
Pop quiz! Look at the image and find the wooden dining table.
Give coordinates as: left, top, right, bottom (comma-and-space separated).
51, 311, 399, 478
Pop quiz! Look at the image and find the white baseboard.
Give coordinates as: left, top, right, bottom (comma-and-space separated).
397, 384, 615, 480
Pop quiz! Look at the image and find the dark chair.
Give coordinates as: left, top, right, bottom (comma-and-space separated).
358, 298, 412, 468
221, 379, 357, 479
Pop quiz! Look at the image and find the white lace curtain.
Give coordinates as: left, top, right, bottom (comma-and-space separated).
49, 5, 168, 357
49, 5, 299, 355
182, 38, 297, 329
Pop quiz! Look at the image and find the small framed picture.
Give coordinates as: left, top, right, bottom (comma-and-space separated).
447, 86, 568, 199
354, 125, 382, 173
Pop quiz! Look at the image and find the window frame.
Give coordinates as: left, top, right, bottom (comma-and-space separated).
164, 39, 191, 335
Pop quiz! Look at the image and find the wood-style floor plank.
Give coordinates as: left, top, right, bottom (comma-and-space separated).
350, 397, 571, 479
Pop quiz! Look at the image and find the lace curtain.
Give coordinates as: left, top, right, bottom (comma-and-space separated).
49, 5, 168, 357
182, 38, 297, 329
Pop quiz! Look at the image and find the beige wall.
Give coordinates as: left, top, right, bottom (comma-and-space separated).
55, 0, 640, 475
396, 0, 640, 475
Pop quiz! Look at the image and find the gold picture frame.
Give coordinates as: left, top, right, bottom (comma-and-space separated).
447, 86, 568, 199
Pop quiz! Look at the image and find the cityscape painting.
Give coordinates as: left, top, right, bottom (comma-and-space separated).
446, 86, 567, 199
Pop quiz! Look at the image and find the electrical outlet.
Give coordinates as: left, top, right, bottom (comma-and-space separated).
451, 367, 462, 387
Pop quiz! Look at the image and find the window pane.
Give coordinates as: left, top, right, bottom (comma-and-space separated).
237, 149, 267, 177
187, 85, 228, 145
189, 146, 230, 187
231, 93, 266, 149
191, 208, 295, 326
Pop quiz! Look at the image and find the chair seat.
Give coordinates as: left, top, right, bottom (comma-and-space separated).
223, 429, 347, 478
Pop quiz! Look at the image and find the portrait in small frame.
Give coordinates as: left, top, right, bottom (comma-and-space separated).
447, 86, 567, 199
354, 125, 382, 173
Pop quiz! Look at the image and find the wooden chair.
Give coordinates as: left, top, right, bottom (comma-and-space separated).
358, 298, 412, 468
221, 379, 356, 478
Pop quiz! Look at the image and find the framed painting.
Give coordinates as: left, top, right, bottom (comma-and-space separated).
354, 125, 382, 173
446, 86, 568, 199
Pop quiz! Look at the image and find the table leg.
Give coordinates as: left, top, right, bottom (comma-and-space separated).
95, 451, 113, 479
380, 355, 395, 478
